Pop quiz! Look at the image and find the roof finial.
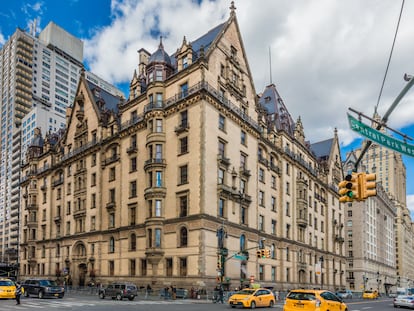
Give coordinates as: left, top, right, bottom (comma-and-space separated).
159, 35, 163, 49
230, 1, 236, 16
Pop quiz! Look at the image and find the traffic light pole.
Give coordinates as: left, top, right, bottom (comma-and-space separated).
353, 75, 414, 171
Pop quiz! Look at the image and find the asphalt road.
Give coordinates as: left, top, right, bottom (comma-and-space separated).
0, 293, 395, 311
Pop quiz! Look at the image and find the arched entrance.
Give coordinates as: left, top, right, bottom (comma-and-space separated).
298, 269, 306, 284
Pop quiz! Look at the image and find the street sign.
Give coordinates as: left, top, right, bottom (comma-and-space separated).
348, 114, 414, 157
233, 254, 247, 260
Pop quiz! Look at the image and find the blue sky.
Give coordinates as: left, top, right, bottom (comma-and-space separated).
1, 0, 414, 213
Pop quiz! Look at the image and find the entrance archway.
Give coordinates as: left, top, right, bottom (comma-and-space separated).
78, 263, 87, 287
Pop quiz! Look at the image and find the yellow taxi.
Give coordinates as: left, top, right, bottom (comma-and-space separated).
362, 290, 378, 299
0, 278, 16, 299
228, 288, 275, 308
283, 289, 348, 311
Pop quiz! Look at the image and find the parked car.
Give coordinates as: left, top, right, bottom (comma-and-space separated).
283, 289, 348, 311
394, 295, 414, 308
336, 290, 353, 299
0, 278, 16, 299
98, 282, 138, 301
22, 279, 64, 298
228, 288, 275, 308
362, 290, 379, 299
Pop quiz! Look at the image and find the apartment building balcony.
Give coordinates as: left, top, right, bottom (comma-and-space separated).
174, 122, 189, 135
335, 235, 345, 243
54, 215, 62, 223
73, 208, 86, 218
106, 201, 116, 211
296, 216, 308, 228
270, 163, 280, 174
28, 257, 37, 265
144, 186, 167, 199
217, 183, 235, 197
126, 145, 137, 154
217, 154, 231, 167
102, 154, 120, 166
239, 166, 251, 178
52, 178, 64, 187
26, 203, 38, 211
26, 219, 38, 228
144, 101, 164, 113
144, 158, 166, 171
258, 156, 268, 166
146, 131, 166, 144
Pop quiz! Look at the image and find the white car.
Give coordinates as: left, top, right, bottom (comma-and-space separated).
394, 295, 414, 308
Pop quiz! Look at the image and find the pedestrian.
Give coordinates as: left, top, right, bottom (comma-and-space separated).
15, 281, 22, 305
218, 285, 224, 304
145, 284, 152, 299
172, 285, 177, 300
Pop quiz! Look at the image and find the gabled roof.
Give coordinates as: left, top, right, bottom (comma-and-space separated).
258, 84, 295, 136
86, 80, 120, 114
311, 138, 334, 160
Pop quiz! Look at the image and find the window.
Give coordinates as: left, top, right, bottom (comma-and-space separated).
154, 200, 162, 217
130, 157, 137, 172
259, 168, 265, 183
155, 228, 161, 247
286, 182, 290, 195
240, 153, 247, 169
91, 193, 96, 209
218, 198, 225, 217
218, 140, 225, 157
179, 136, 188, 154
109, 188, 116, 203
155, 171, 162, 187
91, 173, 96, 186
109, 237, 115, 253
179, 195, 188, 217
130, 259, 136, 276
179, 257, 187, 276
241, 130, 246, 145
259, 215, 264, 231
129, 206, 136, 225
218, 168, 225, 184
259, 191, 264, 206
179, 165, 188, 184
180, 82, 188, 97
218, 114, 225, 131
91, 216, 96, 230
271, 196, 276, 211
180, 110, 188, 127
130, 181, 137, 198
182, 56, 188, 68
109, 213, 115, 228
109, 167, 116, 181
180, 227, 188, 247
240, 179, 246, 193
155, 119, 163, 132
141, 259, 147, 276
166, 258, 173, 276
271, 175, 276, 189
286, 202, 290, 216
259, 265, 264, 281
109, 261, 114, 276
241, 206, 247, 224
271, 219, 276, 234
130, 233, 136, 251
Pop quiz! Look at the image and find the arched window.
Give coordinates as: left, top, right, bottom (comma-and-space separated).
240, 234, 246, 251
180, 227, 188, 247
109, 237, 115, 253
130, 233, 136, 251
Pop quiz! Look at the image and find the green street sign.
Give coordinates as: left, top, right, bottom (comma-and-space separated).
348, 114, 414, 157
233, 254, 247, 261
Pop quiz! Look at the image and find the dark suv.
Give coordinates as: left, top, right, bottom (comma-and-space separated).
22, 279, 65, 298
99, 282, 138, 300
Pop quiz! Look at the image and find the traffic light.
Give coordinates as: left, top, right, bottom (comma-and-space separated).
264, 249, 271, 258
359, 173, 377, 199
261, 249, 266, 258
256, 250, 261, 258
338, 173, 360, 202
217, 254, 222, 270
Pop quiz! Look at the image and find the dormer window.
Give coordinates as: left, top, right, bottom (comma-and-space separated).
155, 69, 163, 81
182, 56, 188, 69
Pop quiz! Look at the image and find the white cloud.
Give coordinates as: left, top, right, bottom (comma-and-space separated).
407, 194, 414, 215
0, 32, 5, 46
84, 0, 414, 146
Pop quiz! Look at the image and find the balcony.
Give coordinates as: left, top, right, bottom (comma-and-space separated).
73, 208, 86, 218
217, 183, 235, 196
54, 215, 61, 223
52, 178, 64, 187
217, 154, 230, 167
258, 156, 268, 166
296, 217, 308, 228
270, 163, 280, 174
144, 158, 166, 170
174, 122, 189, 135
145, 248, 165, 265
126, 146, 137, 154
102, 154, 120, 166
106, 202, 116, 211
26, 203, 38, 211
335, 235, 345, 243
144, 187, 167, 199
239, 167, 251, 178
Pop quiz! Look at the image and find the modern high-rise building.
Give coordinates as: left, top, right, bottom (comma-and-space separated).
0, 21, 83, 266
19, 5, 347, 291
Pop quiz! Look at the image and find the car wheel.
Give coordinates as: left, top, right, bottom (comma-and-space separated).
99, 292, 105, 299
116, 293, 122, 300
251, 301, 256, 309
58, 294, 64, 299
128, 296, 135, 301
269, 300, 274, 308
38, 291, 44, 299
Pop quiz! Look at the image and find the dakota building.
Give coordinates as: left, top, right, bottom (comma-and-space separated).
19, 5, 346, 290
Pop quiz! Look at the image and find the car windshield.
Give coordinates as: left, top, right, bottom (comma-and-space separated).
0, 280, 14, 286
39, 280, 57, 286
287, 292, 317, 300
364, 291, 373, 293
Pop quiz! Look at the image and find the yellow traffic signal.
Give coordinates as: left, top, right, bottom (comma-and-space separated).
359, 173, 377, 199
264, 249, 271, 258
256, 250, 262, 258
260, 249, 266, 258
338, 173, 360, 202
217, 254, 222, 269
